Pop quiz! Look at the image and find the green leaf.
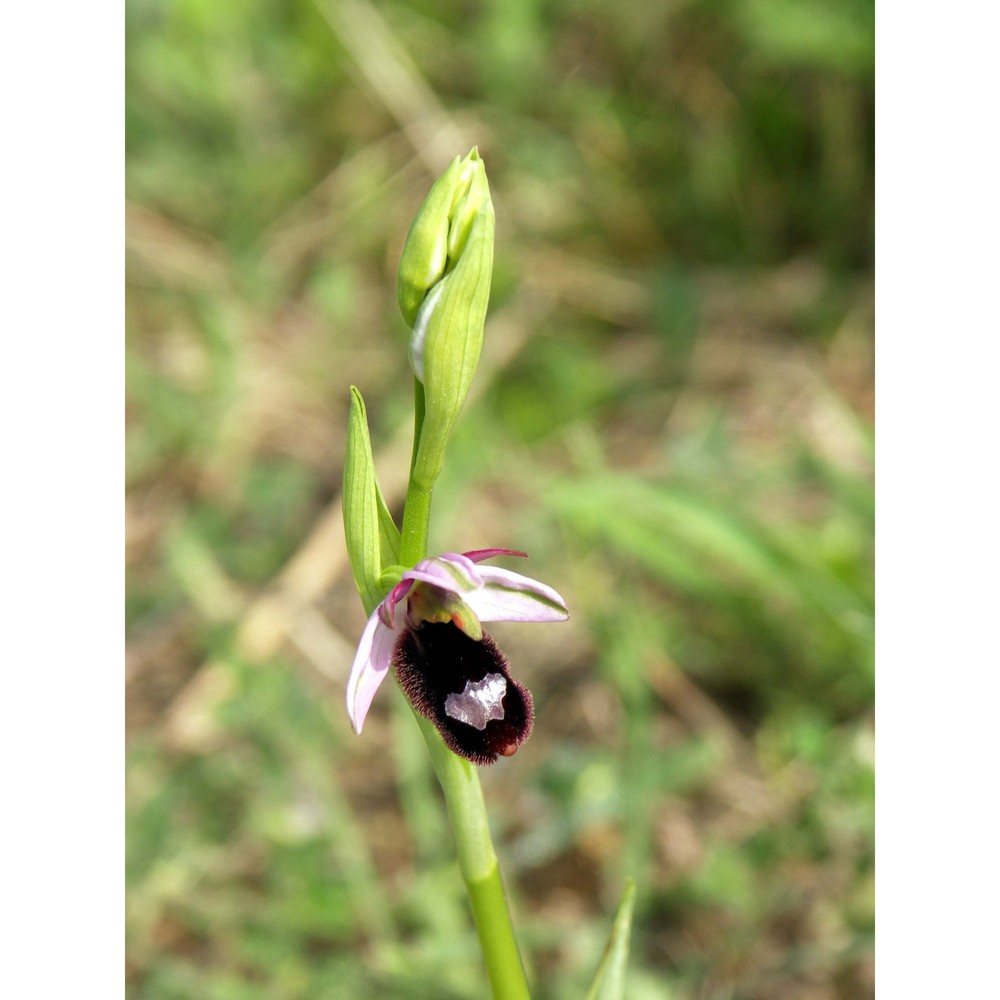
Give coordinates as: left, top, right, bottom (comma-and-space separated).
343, 386, 397, 613
584, 878, 636, 1000
375, 474, 401, 568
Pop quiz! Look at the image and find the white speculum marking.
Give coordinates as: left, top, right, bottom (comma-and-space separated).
444, 673, 507, 730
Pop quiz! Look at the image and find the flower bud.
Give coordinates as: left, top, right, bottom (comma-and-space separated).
396, 148, 495, 490
397, 148, 491, 329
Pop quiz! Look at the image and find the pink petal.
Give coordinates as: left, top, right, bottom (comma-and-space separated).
381, 579, 414, 627
463, 548, 527, 563
346, 610, 401, 734
465, 566, 570, 623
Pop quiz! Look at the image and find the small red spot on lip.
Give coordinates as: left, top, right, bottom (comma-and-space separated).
499, 744, 518, 757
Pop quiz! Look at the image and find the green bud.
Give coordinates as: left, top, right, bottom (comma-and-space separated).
397, 156, 463, 329
343, 386, 401, 614
396, 149, 495, 489
409, 204, 493, 488
397, 148, 491, 330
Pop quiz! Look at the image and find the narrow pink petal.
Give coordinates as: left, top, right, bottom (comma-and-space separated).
346, 610, 401, 734
403, 553, 483, 594
463, 548, 528, 563
465, 566, 570, 623
381, 579, 414, 627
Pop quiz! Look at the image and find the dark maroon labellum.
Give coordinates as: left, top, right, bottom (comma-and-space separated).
393, 621, 534, 765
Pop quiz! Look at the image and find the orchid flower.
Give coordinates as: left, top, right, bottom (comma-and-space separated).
346, 549, 569, 764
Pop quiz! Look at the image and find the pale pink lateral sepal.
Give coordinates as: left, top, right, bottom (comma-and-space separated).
346, 609, 401, 734
466, 565, 570, 623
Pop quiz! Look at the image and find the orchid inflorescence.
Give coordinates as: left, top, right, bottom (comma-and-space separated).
339, 148, 633, 1000
342, 149, 569, 766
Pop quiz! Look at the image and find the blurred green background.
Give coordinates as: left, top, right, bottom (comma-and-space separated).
125, 0, 873, 997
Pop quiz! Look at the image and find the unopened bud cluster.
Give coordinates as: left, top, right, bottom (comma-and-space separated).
397, 148, 495, 489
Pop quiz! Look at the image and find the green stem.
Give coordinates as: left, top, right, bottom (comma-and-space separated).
398, 479, 432, 568
396, 388, 532, 1000
413, 715, 532, 1000
399, 379, 432, 567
